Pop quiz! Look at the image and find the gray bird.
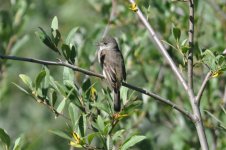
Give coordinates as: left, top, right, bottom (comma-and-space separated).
97, 36, 126, 112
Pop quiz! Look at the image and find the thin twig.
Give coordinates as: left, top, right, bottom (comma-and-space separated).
196, 71, 212, 106
188, 0, 194, 90
0, 54, 193, 120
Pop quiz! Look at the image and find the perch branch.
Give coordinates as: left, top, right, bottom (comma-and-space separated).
123, 82, 193, 120
0, 54, 193, 120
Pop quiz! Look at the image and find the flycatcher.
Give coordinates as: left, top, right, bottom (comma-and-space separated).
97, 36, 126, 112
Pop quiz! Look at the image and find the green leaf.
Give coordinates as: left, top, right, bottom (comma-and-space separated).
120, 135, 146, 150
216, 55, 225, 67
64, 80, 77, 91
81, 79, 93, 101
112, 129, 125, 141
19, 74, 32, 89
181, 45, 190, 54
61, 43, 71, 60
172, 27, 181, 41
35, 27, 60, 54
52, 29, 61, 47
202, 49, 217, 71
124, 101, 142, 113
97, 115, 105, 132
35, 70, 46, 90
121, 86, 128, 105
51, 16, 61, 47
87, 133, 98, 144
82, 78, 91, 96
63, 67, 74, 84
68, 103, 79, 130
43, 67, 50, 89
56, 88, 74, 113
180, 38, 190, 54
107, 135, 112, 150
0, 128, 10, 150
50, 77, 66, 96
49, 130, 71, 141
66, 27, 79, 45
181, 39, 188, 46
91, 102, 110, 114
56, 99, 66, 113
70, 45, 77, 64
78, 114, 86, 137
12, 83, 30, 95
50, 90, 57, 106
13, 137, 22, 150
14, 0, 27, 22
51, 16, 58, 30
221, 106, 226, 114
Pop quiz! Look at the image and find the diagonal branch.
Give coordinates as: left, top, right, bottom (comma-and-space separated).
196, 71, 212, 106
128, 0, 190, 94
122, 82, 194, 120
0, 54, 193, 120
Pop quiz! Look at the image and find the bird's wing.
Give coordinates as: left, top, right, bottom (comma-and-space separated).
103, 63, 117, 89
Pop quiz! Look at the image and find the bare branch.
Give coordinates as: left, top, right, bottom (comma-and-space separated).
123, 82, 194, 120
0, 54, 193, 120
196, 71, 212, 105
0, 55, 103, 78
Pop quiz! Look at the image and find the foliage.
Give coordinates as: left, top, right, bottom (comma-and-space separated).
0, 0, 226, 149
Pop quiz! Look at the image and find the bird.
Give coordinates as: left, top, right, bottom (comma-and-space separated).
97, 36, 126, 112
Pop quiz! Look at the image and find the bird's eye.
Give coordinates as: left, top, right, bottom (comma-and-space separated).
103, 42, 107, 45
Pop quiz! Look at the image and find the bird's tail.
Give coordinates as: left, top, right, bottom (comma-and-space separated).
114, 89, 121, 112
